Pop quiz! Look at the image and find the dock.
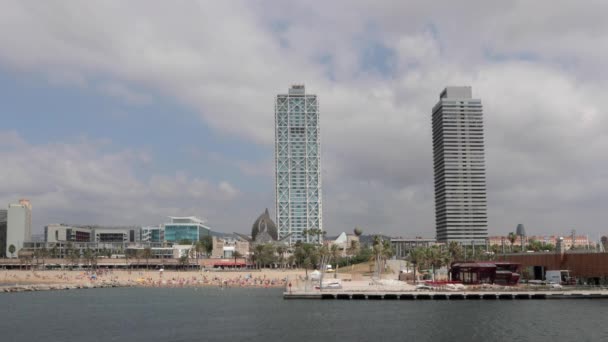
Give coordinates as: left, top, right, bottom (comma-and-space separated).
284, 290, 608, 300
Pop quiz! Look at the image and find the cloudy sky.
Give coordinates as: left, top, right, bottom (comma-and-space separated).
1, 1, 607, 238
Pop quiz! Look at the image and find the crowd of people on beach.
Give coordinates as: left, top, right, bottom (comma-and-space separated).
2, 268, 290, 288
129, 272, 287, 288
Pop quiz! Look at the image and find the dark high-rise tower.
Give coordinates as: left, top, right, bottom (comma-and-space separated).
432, 86, 488, 244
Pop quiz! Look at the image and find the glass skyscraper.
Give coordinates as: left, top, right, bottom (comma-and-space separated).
275, 85, 323, 244
432, 86, 488, 244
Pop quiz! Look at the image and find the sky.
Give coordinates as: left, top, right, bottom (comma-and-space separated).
1, 1, 607, 239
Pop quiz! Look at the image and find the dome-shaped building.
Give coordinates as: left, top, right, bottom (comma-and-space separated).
251, 208, 278, 243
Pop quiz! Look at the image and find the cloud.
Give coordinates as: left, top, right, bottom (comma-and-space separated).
0, 132, 245, 230
0, 1, 607, 237
97, 82, 153, 106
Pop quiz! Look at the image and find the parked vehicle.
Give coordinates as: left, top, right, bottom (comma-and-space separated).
546, 270, 573, 285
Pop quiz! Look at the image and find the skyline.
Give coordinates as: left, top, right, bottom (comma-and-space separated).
1, 1, 608, 237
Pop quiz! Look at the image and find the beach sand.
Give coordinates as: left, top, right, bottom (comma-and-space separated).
0, 269, 308, 288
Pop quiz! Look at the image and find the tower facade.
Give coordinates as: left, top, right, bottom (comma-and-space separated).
432, 87, 487, 244
6, 199, 32, 257
275, 85, 323, 244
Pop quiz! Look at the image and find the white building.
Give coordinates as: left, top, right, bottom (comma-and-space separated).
44, 224, 92, 243
6, 199, 32, 257
141, 226, 164, 243
275, 85, 323, 244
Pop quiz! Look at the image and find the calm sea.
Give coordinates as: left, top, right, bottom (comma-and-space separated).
2, 287, 608, 342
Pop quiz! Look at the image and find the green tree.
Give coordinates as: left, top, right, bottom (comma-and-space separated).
83, 248, 96, 270
507, 232, 517, 252
253, 244, 265, 269
276, 245, 287, 270
424, 246, 446, 281
200, 235, 214, 257
233, 250, 242, 268
8, 244, 16, 258
194, 241, 204, 265
260, 244, 277, 268
50, 245, 59, 258
143, 247, 153, 270
330, 244, 340, 266
407, 247, 426, 283
302, 228, 326, 244
294, 243, 319, 279
179, 255, 189, 269
68, 247, 80, 269
370, 235, 393, 277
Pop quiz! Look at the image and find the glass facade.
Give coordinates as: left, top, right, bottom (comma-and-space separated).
141, 226, 164, 243
275, 85, 323, 244
164, 225, 209, 242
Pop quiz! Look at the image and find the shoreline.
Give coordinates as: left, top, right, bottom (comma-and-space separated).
0, 269, 303, 293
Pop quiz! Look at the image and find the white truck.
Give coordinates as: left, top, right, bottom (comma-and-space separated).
545, 270, 571, 285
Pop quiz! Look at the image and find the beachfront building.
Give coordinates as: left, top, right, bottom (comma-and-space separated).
141, 226, 164, 243
6, 199, 32, 257
164, 216, 211, 243
211, 236, 250, 259
45, 224, 92, 243
275, 85, 323, 244
93, 227, 139, 243
432, 87, 488, 245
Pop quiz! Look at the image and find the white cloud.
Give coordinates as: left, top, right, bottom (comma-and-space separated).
0, 132, 244, 230
1, 1, 607, 236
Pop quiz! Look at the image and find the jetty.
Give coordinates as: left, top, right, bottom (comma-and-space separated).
284, 290, 608, 300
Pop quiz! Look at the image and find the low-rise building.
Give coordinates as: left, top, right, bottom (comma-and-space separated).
45, 224, 92, 243
212, 236, 249, 259
141, 226, 164, 243
391, 237, 436, 259
164, 216, 211, 243
487, 235, 592, 249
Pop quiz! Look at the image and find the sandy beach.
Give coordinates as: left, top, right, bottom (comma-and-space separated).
0, 269, 308, 289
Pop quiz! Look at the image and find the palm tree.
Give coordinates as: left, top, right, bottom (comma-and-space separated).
179, 255, 189, 269
508, 232, 517, 252
233, 250, 242, 268
276, 245, 286, 270
194, 241, 204, 265
143, 247, 153, 270
254, 244, 265, 269
407, 247, 425, 284
69, 247, 80, 269
371, 235, 383, 278
381, 239, 394, 273
294, 243, 319, 279
8, 244, 16, 258
50, 245, 59, 259
83, 248, 97, 270
200, 235, 213, 258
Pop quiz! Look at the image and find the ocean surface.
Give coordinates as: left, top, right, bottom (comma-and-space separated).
2, 287, 608, 342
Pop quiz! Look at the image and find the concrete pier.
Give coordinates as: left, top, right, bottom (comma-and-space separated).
284, 290, 608, 300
